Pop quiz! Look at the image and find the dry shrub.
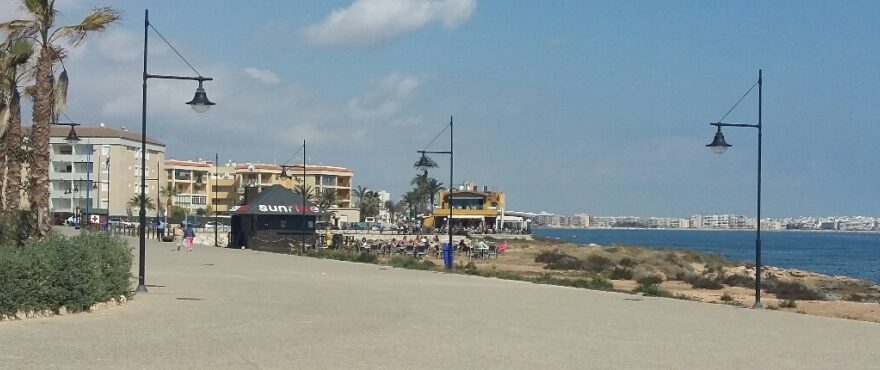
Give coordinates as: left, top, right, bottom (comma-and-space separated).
723, 274, 755, 288
685, 274, 724, 290
609, 266, 634, 280
535, 249, 570, 264
767, 279, 824, 301
618, 257, 636, 268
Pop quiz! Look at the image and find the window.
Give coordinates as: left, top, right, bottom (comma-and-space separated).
192, 196, 207, 205
321, 175, 336, 186
59, 145, 73, 155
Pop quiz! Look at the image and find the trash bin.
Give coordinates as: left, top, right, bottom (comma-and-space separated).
442, 242, 453, 270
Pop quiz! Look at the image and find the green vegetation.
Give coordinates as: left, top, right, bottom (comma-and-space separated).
0, 232, 132, 315
765, 279, 824, 301
390, 255, 435, 270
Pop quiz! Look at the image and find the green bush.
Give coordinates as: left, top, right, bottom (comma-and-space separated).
685, 274, 724, 290
583, 254, 614, 272
723, 274, 755, 288
529, 273, 613, 291
766, 279, 824, 301
546, 256, 581, 270
534, 249, 572, 264
354, 252, 377, 263
390, 256, 435, 270
0, 232, 132, 315
618, 257, 637, 268
635, 284, 673, 297
608, 266, 633, 280
636, 273, 664, 287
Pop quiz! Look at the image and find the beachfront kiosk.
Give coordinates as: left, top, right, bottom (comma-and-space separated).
229, 185, 320, 252
423, 181, 506, 232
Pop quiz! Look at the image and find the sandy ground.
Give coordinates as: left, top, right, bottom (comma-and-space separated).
438, 238, 880, 323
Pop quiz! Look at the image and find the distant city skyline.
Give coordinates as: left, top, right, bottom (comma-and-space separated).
4, 0, 878, 217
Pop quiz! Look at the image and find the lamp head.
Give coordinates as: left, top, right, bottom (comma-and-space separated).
186, 84, 215, 113
65, 125, 80, 143
706, 126, 731, 154
414, 153, 433, 173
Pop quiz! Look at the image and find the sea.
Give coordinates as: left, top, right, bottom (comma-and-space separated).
533, 228, 880, 283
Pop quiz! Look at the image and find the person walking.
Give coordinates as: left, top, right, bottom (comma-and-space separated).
157, 219, 166, 241
184, 225, 196, 252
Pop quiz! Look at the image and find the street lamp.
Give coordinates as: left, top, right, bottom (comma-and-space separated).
137, 9, 215, 293
280, 140, 308, 254
416, 116, 453, 270
52, 122, 80, 221
705, 69, 763, 309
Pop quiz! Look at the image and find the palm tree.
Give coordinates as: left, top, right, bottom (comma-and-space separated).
0, 38, 32, 215
317, 188, 337, 210
128, 194, 155, 211
352, 185, 370, 207
293, 184, 316, 202
159, 184, 180, 217
359, 190, 381, 221
1, 1, 120, 237
424, 178, 444, 211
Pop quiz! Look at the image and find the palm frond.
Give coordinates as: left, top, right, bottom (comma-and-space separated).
51, 68, 67, 119
7, 38, 34, 66
21, 84, 37, 100
0, 20, 41, 41
51, 7, 121, 46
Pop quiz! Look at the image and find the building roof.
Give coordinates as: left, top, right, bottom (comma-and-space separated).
233, 163, 352, 174
49, 125, 165, 146
165, 159, 212, 168
230, 185, 320, 215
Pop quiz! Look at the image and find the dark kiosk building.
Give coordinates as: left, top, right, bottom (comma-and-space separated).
229, 185, 320, 252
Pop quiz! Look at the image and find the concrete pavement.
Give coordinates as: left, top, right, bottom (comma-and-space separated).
1, 230, 878, 369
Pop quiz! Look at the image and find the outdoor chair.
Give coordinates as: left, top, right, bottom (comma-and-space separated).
415, 244, 428, 259
486, 245, 498, 259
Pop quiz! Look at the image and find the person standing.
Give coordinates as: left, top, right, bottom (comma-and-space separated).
184, 225, 195, 252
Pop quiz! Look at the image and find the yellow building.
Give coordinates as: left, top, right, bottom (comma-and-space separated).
163, 160, 354, 214
424, 181, 505, 231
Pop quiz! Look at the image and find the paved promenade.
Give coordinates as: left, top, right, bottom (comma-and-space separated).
1, 232, 878, 369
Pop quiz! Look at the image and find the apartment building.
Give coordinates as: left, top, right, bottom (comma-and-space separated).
163, 160, 354, 213
164, 159, 213, 214
49, 125, 166, 219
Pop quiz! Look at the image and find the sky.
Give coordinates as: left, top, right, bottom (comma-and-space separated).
2, 0, 878, 218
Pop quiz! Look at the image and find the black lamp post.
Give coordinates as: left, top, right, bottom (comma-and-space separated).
138, 9, 215, 293
706, 69, 763, 309
280, 140, 308, 253
416, 116, 453, 270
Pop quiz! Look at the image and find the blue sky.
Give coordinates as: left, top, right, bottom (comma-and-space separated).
3, 0, 878, 217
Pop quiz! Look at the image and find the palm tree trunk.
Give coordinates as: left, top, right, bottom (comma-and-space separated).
4, 89, 23, 215
28, 52, 54, 238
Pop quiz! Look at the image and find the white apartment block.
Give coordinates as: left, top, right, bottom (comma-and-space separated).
49, 125, 166, 219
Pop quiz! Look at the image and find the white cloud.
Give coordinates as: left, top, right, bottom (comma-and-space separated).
347, 72, 421, 121
244, 67, 281, 85
303, 0, 476, 47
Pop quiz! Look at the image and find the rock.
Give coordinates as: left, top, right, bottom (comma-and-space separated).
1, 314, 6, 321
58, 306, 67, 315
119, 295, 127, 304
25, 310, 35, 318
40, 309, 53, 317
108, 298, 117, 307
